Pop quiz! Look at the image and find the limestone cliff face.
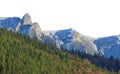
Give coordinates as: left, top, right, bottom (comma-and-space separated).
29, 22, 41, 39
72, 29, 82, 42
15, 22, 21, 32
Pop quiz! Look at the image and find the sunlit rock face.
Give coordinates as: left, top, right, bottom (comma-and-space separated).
0, 13, 41, 40
21, 13, 32, 25
19, 14, 41, 40
29, 22, 41, 39
42, 29, 98, 55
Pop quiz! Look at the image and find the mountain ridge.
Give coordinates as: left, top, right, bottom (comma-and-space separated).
0, 13, 120, 60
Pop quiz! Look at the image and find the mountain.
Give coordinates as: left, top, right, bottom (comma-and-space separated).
0, 28, 112, 74
1, 13, 120, 60
0, 13, 41, 40
42, 29, 98, 55
94, 35, 120, 59
0, 13, 98, 55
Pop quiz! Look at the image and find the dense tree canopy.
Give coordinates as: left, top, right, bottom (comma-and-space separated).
0, 29, 116, 74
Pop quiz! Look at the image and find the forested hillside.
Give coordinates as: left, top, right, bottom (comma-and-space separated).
0, 29, 115, 74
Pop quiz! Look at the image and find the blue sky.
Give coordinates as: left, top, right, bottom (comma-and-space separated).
0, 0, 120, 37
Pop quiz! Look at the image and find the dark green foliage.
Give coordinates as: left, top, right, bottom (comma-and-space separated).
70, 50, 120, 73
0, 28, 114, 74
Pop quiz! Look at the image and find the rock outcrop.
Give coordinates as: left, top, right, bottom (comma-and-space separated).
29, 22, 41, 39
0, 13, 41, 40
22, 13, 32, 25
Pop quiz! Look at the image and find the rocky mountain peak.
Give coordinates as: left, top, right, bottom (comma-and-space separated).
19, 14, 41, 39
22, 13, 32, 25
0, 13, 42, 40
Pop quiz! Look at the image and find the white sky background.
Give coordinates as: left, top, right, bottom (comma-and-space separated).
0, 0, 120, 37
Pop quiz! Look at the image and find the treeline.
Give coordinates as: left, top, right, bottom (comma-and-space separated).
0, 28, 116, 74
69, 50, 120, 73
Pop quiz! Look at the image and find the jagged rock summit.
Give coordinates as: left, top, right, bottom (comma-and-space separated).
0, 13, 41, 40
22, 13, 32, 25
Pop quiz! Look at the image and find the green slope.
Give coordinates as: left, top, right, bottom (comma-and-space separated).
0, 29, 114, 74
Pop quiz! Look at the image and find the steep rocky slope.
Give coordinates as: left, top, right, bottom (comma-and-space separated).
0, 13, 41, 40
94, 35, 120, 59
42, 29, 98, 55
